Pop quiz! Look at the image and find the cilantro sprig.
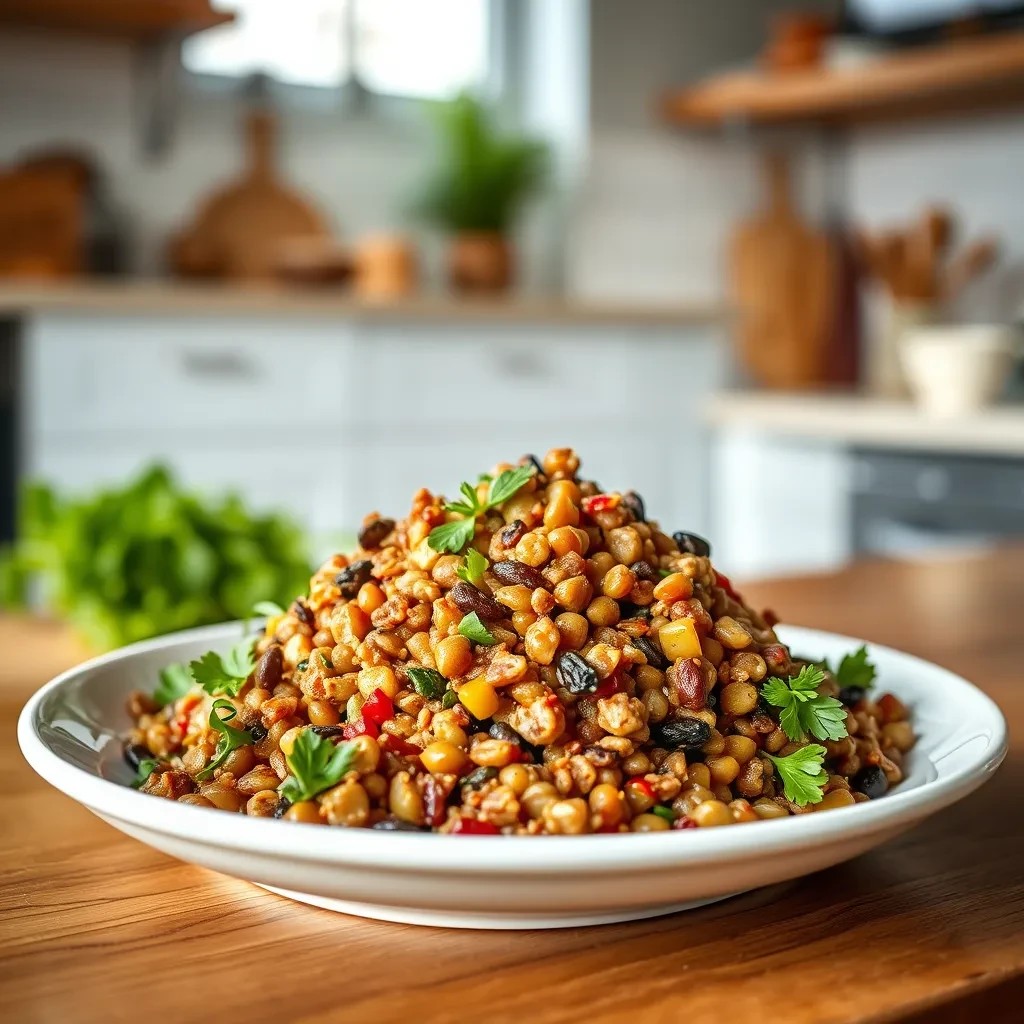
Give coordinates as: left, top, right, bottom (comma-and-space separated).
428, 465, 535, 554
766, 745, 829, 806
280, 729, 359, 805
196, 699, 254, 781
153, 663, 193, 708
459, 611, 497, 646
189, 637, 257, 697
762, 665, 848, 742
833, 644, 876, 691
252, 600, 285, 618
456, 548, 489, 586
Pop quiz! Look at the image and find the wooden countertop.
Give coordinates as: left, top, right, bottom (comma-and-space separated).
0, 281, 724, 327
2, 548, 1022, 1023
706, 390, 1024, 457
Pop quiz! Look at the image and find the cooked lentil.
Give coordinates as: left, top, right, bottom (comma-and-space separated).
126, 448, 914, 833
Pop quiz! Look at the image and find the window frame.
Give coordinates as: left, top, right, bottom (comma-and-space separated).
180, 0, 514, 118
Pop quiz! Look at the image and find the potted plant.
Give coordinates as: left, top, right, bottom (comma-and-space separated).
414, 93, 549, 293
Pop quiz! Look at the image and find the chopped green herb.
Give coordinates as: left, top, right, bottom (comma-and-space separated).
279, 729, 359, 805
651, 805, 676, 822
477, 472, 493, 484
458, 611, 497, 646
657, 568, 673, 578
407, 667, 448, 699
297, 658, 309, 672
441, 689, 460, 710
766, 745, 829, 806
486, 465, 535, 507
253, 600, 285, 618
427, 517, 477, 555
456, 547, 489, 586
428, 465, 536, 554
153, 663, 193, 708
762, 665, 848, 742
196, 699, 254, 781
189, 637, 257, 697
460, 765, 498, 790
834, 644, 876, 691
131, 757, 162, 789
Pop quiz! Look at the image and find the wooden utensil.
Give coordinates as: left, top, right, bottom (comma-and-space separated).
169, 108, 330, 280
0, 165, 83, 278
729, 152, 835, 389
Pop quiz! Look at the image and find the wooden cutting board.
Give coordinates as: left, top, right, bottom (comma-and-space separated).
729, 153, 834, 389
170, 109, 330, 280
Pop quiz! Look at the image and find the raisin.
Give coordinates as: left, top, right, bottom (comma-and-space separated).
310, 725, 346, 737
667, 657, 706, 711
621, 490, 646, 523
853, 765, 889, 799
583, 745, 617, 767
334, 559, 373, 599
358, 517, 395, 550
653, 717, 712, 751
629, 560, 659, 583
500, 519, 528, 548
292, 600, 314, 627
632, 635, 667, 670
450, 581, 505, 621
489, 722, 522, 745
673, 532, 711, 557
248, 721, 269, 742
254, 645, 283, 689
555, 651, 599, 694
839, 686, 866, 708
490, 559, 547, 591
273, 799, 291, 819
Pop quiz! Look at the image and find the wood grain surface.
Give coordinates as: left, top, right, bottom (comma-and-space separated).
2, 549, 1022, 1024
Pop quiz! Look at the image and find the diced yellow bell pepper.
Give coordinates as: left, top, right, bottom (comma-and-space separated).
457, 678, 500, 720
658, 618, 702, 661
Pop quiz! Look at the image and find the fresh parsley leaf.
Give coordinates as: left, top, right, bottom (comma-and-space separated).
477, 472, 493, 484
280, 730, 359, 805
658, 568, 673, 578
458, 611, 497, 646
441, 689, 460, 710
196, 699, 253, 781
253, 600, 285, 617
153, 663, 193, 708
762, 665, 849, 742
427, 517, 477, 554
651, 805, 676, 822
407, 666, 448, 699
131, 758, 162, 789
487, 465, 535, 508
834, 645, 876, 690
189, 638, 257, 696
766, 745, 829, 806
456, 548, 489, 586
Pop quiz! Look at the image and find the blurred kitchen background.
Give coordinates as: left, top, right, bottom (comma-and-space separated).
2, 0, 1024, 646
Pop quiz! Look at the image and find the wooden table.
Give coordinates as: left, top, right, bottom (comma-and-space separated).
2, 549, 1022, 1024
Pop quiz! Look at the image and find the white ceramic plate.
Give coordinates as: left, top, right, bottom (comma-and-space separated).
18, 622, 1007, 930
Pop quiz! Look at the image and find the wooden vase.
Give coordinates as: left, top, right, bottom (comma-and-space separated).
447, 232, 513, 293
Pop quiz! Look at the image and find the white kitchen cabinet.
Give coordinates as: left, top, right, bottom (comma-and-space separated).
17, 308, 722, 553
711, 428, 853, 579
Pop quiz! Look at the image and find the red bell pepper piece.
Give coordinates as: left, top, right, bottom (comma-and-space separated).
591, 673, 623, 698
714, 570, 742, 602
582, 493, 620, 516
342, 718, 378, 740
362, 688, 394, 727
673, 815, 698, 830
451, 817, 499, 835
627, 776, 655, 801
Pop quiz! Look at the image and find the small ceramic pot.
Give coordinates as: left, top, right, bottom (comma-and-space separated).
900, 324, 1021, 417
447, 232, 513, 293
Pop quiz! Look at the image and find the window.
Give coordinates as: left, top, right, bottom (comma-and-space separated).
182, 0, 493, 99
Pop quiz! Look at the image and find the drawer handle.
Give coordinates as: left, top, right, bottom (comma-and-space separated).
178, 350, 258, 380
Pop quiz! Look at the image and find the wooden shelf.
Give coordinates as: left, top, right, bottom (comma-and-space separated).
663, 31, 1024, 127
0, 0, 233, 41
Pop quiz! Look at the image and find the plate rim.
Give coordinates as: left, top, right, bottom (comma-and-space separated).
18, 621, 1008, 875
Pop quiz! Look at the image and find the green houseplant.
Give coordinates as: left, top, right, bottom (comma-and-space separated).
414, 93, 549, 293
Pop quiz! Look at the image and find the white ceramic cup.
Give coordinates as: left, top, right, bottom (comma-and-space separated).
899, 324, 1021, 417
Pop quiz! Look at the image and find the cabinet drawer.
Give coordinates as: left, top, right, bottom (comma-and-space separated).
26, 315, 355, 436
351, 325, 635, 428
